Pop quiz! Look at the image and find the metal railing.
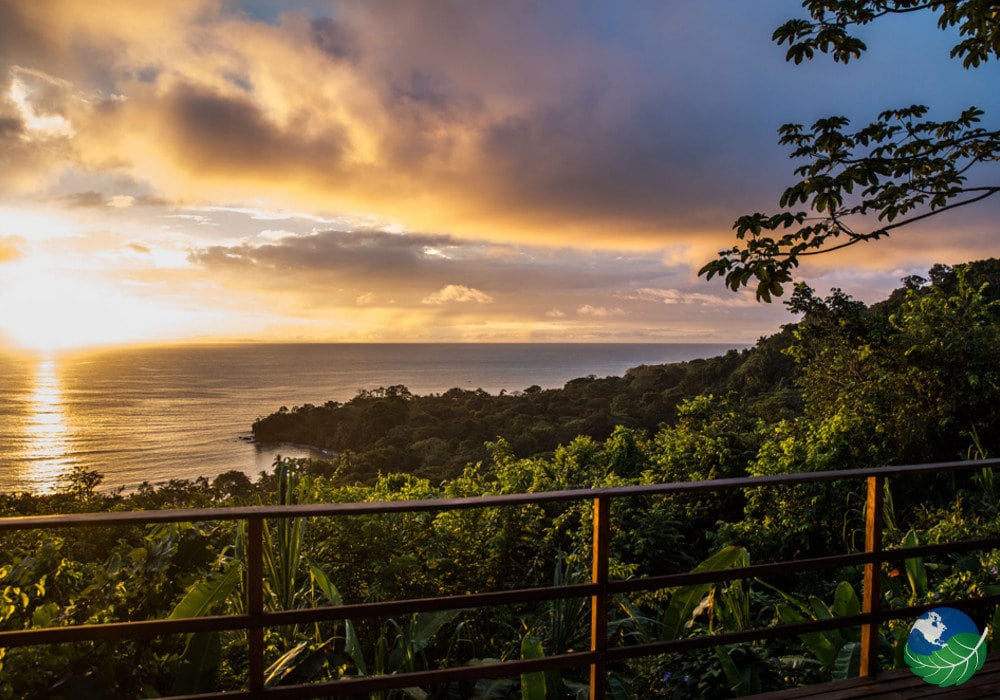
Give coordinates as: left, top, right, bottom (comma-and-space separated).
2, 458, 1000, 698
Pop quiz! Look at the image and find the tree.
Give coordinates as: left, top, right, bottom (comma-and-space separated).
700, 1, 1000, 301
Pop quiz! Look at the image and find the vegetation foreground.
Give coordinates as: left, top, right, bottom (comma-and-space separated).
3, 260, 1000, 698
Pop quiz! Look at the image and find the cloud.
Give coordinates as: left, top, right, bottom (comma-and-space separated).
107, 195, 135, 208
182, 223, 792, 327
62, 191, 107, 208
620, 287, 759, 308
2, 0, 993, 347
0, 0, 807, 248
422, 284, 494, 305
0, 236, 24, 263
577, 305, 626, 317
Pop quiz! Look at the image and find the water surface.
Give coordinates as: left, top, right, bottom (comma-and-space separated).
0, 343, 744, 492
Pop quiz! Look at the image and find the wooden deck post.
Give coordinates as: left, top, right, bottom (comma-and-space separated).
860, 475, 884, 677
247, 516, 265, 693
590, 496, 610, 700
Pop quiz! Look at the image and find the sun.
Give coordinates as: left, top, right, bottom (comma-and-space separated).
0, 260, 190, 352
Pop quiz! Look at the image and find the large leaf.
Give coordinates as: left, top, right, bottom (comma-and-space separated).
409, 609, 464, 654
832, 582, 860, 643
168, 562, 241, 695
716, 646, 749, 696
307, 559, 368, 675
264, 640, 333, 687
832, 581, 860, 619
775, 602, 837, 669
903, 530, 928, 599
168, 562, 240, 620
905, 629, 988, 687
388, 609, 463, 671
833, 641, 860, 680
307, 559, 344, 606
661, 546, 749, 640
344, 614, 366, 675
171, 631, 222, 695
520, 636, 546, 700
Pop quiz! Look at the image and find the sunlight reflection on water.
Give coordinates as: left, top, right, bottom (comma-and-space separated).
22, 358, 75, 493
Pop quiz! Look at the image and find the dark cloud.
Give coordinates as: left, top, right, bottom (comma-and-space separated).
158, 82, 346, 175
319, 1, 796, 237
190, 228, 679, 300
193, 230, 451, 275
0, 116, 23, 138
62, 190, 107, 207
309, 16, 358, 61
0, 3, 57, 74
133, 194, 173, 207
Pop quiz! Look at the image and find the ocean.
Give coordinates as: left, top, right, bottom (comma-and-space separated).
0, 343, 745, 493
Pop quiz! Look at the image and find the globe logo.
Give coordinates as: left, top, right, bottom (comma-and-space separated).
904, 607, 989, 686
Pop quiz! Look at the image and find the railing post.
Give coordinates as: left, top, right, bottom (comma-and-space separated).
590, 496, 610, 700
860, 475, 884, 677
248, 516, 265, 693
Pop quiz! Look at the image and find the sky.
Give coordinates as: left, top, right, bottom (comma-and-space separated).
1, 1, 998, 351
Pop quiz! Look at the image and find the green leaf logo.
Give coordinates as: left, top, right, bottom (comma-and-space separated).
904, 607, 989, 687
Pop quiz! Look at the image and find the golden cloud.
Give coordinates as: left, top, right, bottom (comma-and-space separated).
422, 284, 495, 305
0, 235, 24, 263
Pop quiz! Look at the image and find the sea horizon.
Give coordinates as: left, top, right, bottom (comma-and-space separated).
1, 341, 748, 494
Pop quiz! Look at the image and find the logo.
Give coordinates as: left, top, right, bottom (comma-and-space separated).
904, 607, 989, 686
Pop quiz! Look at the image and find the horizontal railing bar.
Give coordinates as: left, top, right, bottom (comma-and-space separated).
610, 553, 878, 594
0, 584, 599, 649
879, 593, 1000, 623
2, 458, 997, 530
265, 651, 596, 698
609, 535, 1000, 593
258, 583, 599, 626
606, 612, 875, 660
168, 651, 598, 699
882, 536, 1000, 561
606, 594, 1000, 663
0, 614, 254, 648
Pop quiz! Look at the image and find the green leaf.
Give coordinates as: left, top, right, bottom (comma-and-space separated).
520, 636, 546, 700
902, 530, 928, 599
264, 640, 333, 687
905, 629, 989, 687
832, 581, 860, 619
833, 641, 860, 680
168, 563, 241, 695
716, 646, 749, 695
661, 546, 749, 640
169, 561, 240, 619
171, 631, 222, 695
307, 559, 344, 606
345, 618, 366, 675
409, 609, 463, 654
776, 602, 837, 668
30, 602, 59, 628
